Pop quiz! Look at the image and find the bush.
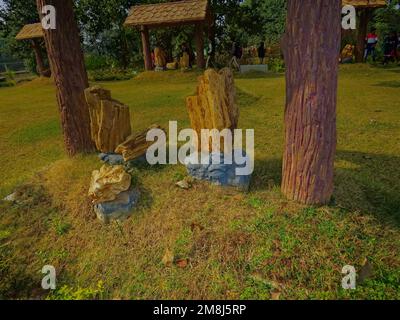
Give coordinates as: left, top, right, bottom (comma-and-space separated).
88, 68, 137, 82
85, 54, 115, 71
268, 57, 285, 72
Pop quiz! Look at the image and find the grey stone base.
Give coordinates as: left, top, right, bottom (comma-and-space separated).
185, 150, 252, 190
94, 189, 140, 224
99, 153, 148, 168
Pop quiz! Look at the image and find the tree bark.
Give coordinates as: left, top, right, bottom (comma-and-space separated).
141, 26, 152, 71
282, 0, 341, 205
36, 0, 94, 156
355, 9, 371, 63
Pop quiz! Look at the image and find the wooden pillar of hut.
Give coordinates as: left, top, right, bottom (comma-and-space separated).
31, 39, 46, 77
141, 26, 152, 71
195, 23, 205, 69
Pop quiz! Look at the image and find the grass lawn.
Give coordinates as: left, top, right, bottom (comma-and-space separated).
0, 64, 399, 300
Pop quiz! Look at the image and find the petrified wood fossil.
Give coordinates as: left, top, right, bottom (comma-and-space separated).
186, 68, 239, 152
115, 124, 164, 162
85, 86, 132, 153
88, 165, 131, 204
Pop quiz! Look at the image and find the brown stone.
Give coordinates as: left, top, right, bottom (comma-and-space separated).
154, 47, 167, 69
180, 52, 190, 69
186, 68, 239, 152
85, 86, 132, 153
88, 165, 131, 204
115, 125, 165, 162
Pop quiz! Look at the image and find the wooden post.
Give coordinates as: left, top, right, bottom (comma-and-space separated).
141, 26, 152, 71
195, 23, 205, 69
31, 39, 46, 77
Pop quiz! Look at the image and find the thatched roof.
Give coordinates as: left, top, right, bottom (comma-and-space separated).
124, 0, 209, 28
15, 23, 44, 40
342, 0, 387, 8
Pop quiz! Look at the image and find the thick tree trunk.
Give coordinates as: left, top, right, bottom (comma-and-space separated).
282, 0, 341, 205
355, 9, 371, 63
37, 0, 94, 156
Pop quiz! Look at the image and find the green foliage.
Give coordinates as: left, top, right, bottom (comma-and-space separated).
268, 57, 285, 73
88, 68, 137, 81
47, 281, 105, 300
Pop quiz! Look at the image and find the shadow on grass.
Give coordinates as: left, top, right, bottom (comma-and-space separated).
235, 71, 284, 80
250, 150, 400, 228
373, 80, 400, 88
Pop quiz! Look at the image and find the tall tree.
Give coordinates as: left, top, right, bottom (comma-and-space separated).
37, 0, 94, 155
281, 0, 341, 205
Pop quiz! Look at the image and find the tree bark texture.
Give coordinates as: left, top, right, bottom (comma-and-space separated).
37, 0, 94, 156
282, 0, 341, 205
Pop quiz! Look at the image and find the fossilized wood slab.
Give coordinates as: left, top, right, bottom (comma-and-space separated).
88, 165, 131, 204
115, 124, 164, 162
85, 86, 132, 153
186, 68, 239, 151
154, 47, 167, 68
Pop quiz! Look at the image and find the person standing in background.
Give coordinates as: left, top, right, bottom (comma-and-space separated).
258, 41, 266, 64
364, 29, 378, 62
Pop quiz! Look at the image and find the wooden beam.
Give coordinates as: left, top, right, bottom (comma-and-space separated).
195, 23, 205, 69
141, 26, 152, 71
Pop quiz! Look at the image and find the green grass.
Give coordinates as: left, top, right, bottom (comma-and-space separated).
0, 65, 399, 300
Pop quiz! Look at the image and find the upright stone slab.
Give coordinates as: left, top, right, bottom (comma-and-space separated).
85, 86, 132, 153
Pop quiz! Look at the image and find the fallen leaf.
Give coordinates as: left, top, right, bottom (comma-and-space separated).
162, 249, 174, 267
175, 259, 189, 268
190, 222, 204, 232
271, 291, 281, 300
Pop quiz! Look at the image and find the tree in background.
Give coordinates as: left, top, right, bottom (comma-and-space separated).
0, 0, 45, 73
282, 0, 341, 205
36, 0, 94, 156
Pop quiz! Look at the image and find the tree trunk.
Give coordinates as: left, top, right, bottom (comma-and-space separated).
36, 0, 94, 156
31, 39, 46, 77
355, 9, 371, 63
282, 0, 341, 205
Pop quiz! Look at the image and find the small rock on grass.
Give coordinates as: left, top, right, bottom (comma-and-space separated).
162, 248, 174, 267
175, 178, 192, 190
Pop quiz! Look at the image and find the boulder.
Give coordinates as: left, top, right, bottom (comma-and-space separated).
85, 86, 132, 153
115, 125, 164, 162
185, 150, 252, 190
94, 189, 140, 224
186, 68, 239, 152
88, 165, 131, 204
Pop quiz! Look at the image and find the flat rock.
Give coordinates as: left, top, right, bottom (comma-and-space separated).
185, 150, 252, 190
98, 153, 125, 166
94, 189, 140, 224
